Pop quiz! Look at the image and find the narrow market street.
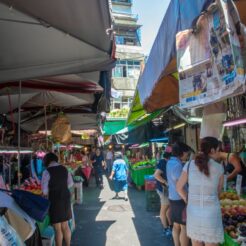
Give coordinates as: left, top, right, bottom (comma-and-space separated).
71, 175, 174, 246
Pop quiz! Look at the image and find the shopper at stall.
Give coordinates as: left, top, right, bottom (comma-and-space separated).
106, 148, 114, 175
154, 146, 172, 237
81, 151, 89, 167
89, 146, 96, 163
109, 151, 128, 201
177, 137, 224, 246
219, 151, 246, 187
91, 148, 105, 189
166, 142, 191, 246
155, 148, 162, 163
41, 152, 73, 246
20, 156, 31, 183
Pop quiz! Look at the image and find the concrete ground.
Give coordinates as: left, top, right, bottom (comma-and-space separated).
71, 174, 174, 246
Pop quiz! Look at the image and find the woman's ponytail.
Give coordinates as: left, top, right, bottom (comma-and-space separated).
195, 151, 210, 176
195, 137, 219, 177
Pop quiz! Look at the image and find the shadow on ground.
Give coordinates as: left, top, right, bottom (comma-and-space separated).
128, 187, 174, 246
71, 175, 115, 246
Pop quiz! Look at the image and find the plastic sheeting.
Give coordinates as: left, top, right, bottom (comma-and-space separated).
136, 0, 246, 113
137, 0, 213, 112
112, 122, 163, 145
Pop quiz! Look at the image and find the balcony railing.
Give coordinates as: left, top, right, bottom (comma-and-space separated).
112, 0, 132, 4
113, 12, 138, 20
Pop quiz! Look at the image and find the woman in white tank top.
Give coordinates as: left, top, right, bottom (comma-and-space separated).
177, 137, 224, 246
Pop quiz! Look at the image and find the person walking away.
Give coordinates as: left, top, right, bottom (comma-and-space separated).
166, 142, 191, 246
109, 152, 128, 201
41, 152, 73, 246
154, 148, 172, 237
177, 137, 224, 246
106, 148, 114, 175
91, 149, 105, 189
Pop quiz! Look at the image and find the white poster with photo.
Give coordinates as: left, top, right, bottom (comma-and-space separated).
177, 0, 245, 109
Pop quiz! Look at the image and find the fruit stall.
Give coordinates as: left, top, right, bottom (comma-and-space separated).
18, 176, 76, 243
220, 191, 246, 245
130, 159, 156, 187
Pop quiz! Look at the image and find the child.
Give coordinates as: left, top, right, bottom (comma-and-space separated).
109, 152, 128, 201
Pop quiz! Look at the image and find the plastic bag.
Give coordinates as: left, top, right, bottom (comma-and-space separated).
51, 114, 72, 144
12, 189, 50, 222
0, 216, 24, 246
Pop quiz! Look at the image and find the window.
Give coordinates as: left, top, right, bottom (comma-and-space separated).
111, 97, 132, 111
115, 35, 139, 46
112, 60, 141, 79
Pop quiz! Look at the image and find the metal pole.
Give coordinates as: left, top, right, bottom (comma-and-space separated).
44, 105, 48, 149
17, 81, 22, 187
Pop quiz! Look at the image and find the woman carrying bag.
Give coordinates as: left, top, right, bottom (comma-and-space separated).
41, 152, 74, 246
177, 137, 224, 246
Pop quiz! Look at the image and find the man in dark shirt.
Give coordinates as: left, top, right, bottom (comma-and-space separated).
91, 148, 105, 189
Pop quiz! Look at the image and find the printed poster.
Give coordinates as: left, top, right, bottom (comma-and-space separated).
177, 0, 245, 109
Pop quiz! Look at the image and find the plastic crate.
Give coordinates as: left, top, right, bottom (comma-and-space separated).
144, 175, 155, 180
145, 190, 160, 212
145, 180, 156, 191
146, 200, 160, 212
145, 190, 159, 200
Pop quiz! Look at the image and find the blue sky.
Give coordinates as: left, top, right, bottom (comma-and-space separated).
132, 0, 170, 55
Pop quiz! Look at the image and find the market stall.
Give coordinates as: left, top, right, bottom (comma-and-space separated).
220, 184, 246, 245
129, 155, 156, 188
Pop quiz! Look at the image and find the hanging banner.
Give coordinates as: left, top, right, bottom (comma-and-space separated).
177, 0, 245, 109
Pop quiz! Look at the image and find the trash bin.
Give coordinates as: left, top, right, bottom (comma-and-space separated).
74, 176, 83, 204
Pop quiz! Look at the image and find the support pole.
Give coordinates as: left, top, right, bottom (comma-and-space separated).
44, 105, 48, 149
17, 81, 22, 187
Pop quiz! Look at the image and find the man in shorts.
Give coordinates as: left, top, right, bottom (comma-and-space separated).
154, 147, 172, 237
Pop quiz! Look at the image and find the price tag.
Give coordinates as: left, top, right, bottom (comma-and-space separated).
223, 174, 227, 191
236, 174, 242, 196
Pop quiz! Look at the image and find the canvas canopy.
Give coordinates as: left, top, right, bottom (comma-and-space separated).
0, 91, 95, 114
8, 112, 97, 133
0, 1, 115, 82
112, 122, 163, 145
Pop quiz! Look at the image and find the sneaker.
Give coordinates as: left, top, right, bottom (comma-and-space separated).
162, 228, 171, 237
165, 228, 172, 238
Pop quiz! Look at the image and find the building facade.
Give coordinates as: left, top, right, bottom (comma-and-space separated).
110, 0, 144, 116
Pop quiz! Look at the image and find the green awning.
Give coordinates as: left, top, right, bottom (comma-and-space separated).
139, 142, 149, 148
103, 120, 126, 136
116, 109, 164, 135
127, 90, 146, 125
127, 72, 179, 125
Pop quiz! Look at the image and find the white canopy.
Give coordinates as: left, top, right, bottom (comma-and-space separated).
0, 1, 115, 82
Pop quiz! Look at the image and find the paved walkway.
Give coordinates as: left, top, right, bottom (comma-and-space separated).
71, 175, 174, 246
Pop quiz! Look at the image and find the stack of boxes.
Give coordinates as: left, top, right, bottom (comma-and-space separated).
144, 175, 160, 212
